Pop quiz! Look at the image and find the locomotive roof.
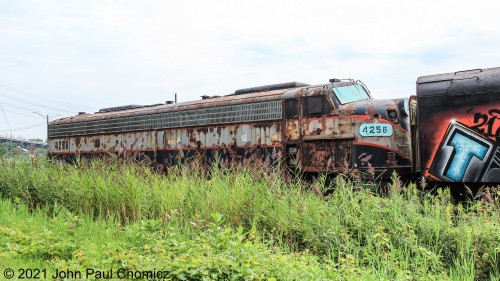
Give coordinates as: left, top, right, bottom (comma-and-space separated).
50, 84, 321, 125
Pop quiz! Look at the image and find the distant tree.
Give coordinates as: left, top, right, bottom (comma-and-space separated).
29, 138, 44, 143
0, 142, 17, 157
37, 148, 48, 156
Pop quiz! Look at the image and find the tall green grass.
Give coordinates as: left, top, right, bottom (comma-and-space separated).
0, 157, 498, 280
2, 198, 367, 280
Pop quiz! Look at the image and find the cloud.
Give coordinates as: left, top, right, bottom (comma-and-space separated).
0, 0, 500, 138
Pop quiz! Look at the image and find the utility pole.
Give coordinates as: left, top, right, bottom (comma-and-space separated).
10, 132, 13, 157
4, 133, 7, 157
33, 112, 49, 144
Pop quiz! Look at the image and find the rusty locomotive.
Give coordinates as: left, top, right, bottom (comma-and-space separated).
48, 67, 500, 185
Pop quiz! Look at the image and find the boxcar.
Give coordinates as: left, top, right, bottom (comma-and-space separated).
414, 67, 500, 184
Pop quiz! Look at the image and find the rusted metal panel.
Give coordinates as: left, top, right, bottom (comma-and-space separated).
49, 121, 283, 166
293, 89, 412, 176
285, 120, 300, 141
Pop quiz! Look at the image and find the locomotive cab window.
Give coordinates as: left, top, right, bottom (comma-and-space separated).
304, 96, 333, 118
285, 99, 298, 119
331, 83, 371, 104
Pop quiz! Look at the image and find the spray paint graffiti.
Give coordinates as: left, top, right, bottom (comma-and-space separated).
470, 109, 500, 142
429, 117, 500, 182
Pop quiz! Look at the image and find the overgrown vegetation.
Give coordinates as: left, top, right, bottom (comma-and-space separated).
0, 142, 45, 158
0, 142, 17, 158
0, 157, 498, 280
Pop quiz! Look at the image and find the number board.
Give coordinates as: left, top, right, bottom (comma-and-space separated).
359, 123, 393, 137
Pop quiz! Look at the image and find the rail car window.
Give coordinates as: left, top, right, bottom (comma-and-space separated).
332, 84, 370, 104
54, 140, 69, 150
285, 99, 298, 119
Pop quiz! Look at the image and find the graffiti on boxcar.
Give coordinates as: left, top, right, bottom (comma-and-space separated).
470, 109, 500, 141
429, 108, 500, 182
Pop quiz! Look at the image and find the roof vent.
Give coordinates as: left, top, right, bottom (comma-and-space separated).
200, 95, 221, 100
98, 105, 143, 113
229, 81, 310, 96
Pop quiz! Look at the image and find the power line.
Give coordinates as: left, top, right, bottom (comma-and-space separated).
0, 90, 76, 114
0, 103, 12, 131
0, 100, 73, 115
2, 108, 43, 118
0, 122, 46, 132
0, 83, 94, 111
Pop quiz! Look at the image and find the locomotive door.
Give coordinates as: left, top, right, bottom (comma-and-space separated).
284, 98, 301, 169
300, 91, 353, 173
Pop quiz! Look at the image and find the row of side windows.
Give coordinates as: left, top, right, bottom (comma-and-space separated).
53, 140, 69, 150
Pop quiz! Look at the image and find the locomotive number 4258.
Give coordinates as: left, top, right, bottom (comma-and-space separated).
359, 124, 393, 137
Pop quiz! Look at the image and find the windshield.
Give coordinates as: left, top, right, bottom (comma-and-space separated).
331, 83, 371, 104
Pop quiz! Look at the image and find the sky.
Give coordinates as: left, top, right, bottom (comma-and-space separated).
0, 0, 499, 140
